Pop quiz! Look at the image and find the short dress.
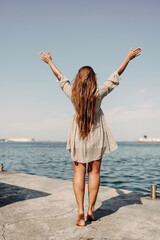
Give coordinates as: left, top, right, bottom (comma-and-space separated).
57, 70, 121, 163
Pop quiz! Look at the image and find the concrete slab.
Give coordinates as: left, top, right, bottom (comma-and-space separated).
0, 171, 160, 240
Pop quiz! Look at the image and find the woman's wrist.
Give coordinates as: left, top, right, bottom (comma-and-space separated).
48, 60, 61, 78
125, 56, 130, 63
48, 59, 53, 66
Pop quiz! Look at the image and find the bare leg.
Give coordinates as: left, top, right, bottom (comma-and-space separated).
87, 158, 102, 220
72, 161, 86, 226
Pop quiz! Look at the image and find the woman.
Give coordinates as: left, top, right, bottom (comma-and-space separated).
40, 47, 142, 226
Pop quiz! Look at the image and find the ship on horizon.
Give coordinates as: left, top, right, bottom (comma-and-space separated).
134, 135, 160, 143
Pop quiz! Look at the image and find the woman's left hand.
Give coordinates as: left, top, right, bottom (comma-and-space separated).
40, 51, 52, 64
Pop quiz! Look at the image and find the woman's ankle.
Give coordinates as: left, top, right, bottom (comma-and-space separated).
78, 208, 84, 214
88, 206, 94, 213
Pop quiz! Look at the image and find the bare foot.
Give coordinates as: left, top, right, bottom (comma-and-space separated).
86, 210, 95, 221
76, 213, 85, 227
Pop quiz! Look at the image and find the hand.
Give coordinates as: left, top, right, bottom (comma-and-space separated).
40, 51, 52, 64
126, 47, 142, 61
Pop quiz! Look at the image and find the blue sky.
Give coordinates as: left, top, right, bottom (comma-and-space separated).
0, 0, 160, 141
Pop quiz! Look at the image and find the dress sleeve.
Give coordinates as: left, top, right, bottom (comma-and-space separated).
56, 74, 72, 99
97, 71, 121, 99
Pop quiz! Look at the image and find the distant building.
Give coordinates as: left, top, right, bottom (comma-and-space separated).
135, 137, 160, 143
5, 138, 35, 142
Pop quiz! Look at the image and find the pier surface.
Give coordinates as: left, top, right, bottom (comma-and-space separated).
0, 171, 160, 240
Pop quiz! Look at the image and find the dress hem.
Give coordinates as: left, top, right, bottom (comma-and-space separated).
66, 145, 118, 163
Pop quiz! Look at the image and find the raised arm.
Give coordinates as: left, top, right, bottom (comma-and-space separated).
40, 51, 61, 80
40, 51, 72, 99
116, 47, 142, 76
97, 47, 142, 99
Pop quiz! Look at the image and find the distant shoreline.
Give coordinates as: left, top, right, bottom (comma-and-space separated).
1, 140, 160, 143
134, 141, 160, 143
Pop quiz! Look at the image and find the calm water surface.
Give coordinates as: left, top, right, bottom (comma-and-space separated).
0, 142, 160, 193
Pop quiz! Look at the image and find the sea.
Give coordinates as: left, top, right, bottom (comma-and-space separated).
0, 141, 160, 193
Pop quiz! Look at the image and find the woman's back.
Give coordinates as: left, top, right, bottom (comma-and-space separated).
57, 70, 121, 163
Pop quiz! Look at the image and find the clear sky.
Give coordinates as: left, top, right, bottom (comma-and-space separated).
0, 0, 160, 141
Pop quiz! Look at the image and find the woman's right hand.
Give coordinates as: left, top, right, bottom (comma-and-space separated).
126, 47, 142, 61
40, 51, 52, 64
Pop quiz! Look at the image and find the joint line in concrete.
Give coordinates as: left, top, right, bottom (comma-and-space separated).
2, 224, 6, 240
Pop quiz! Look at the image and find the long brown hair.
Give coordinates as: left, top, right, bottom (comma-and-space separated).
71, 66, 97, 140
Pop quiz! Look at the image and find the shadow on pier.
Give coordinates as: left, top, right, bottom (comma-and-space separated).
86, 188, 149, 225
0, 182, 51, 208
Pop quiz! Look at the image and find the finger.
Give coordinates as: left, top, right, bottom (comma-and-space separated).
134, 47, 142, 52
41, 52, 47, 57
40, 58, 47, 63
133, 49, 141, 54
40, 51, 47, 56
40, 56, 46, 60
133, 54, 141, 59
136, 48, 142, 52
40, 51, 45, 55
40, 53, 44, 57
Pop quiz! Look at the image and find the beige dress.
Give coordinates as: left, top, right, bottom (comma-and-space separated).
57, 70, 121, 163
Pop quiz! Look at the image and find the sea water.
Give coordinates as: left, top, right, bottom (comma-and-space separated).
0, 141, 160, 193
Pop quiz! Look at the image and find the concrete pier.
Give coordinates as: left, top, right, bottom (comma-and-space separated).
0, 171, 160, 240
